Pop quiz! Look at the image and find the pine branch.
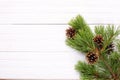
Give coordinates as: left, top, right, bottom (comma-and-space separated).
95, 25, 120, 51
65, 15, 120, 80
66, 15, 94, 53
69, 15, 87, 30
100, 55, 116, 79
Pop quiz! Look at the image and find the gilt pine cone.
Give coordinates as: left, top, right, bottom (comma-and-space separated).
86, 51, 98, 64
66, 27, 76, 38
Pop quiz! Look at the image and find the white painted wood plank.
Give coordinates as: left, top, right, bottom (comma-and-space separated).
0, 25, 68, 52
0, 25, 95, 52
0, 52, 85, 79
0, 0, 120, 24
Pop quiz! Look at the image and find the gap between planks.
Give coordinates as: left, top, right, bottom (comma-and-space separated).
0, 23, 119, 25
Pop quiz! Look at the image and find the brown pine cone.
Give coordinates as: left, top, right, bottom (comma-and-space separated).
86, 51, 99, 64
66, 27, 76, 38
106, 43, 114, 54
93, 34, 104, 50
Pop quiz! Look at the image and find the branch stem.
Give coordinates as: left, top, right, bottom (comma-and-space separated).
100, 55, 117, 80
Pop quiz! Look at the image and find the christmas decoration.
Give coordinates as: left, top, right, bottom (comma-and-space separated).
93, 34, 104, 50
66, 27, 76, 38
86, 51, 98, 64
65, 15, 120, 80
93, 34, 104, 44
106, 43, 114, 54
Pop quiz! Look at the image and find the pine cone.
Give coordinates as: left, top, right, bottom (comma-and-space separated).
93, 34, 104, 50
86, 52, 98, 64
106, 43, 114, 54
66, 27, 76, 38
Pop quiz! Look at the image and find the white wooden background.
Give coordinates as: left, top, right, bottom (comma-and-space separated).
0, 0, 120, 79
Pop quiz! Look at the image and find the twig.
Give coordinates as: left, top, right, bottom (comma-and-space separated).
100, 55, 117, 80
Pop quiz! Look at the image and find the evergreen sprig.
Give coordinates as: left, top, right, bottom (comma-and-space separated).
66, 15, 94, 53
65, 15, 120, 80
